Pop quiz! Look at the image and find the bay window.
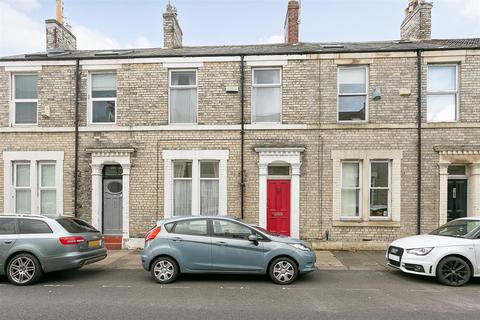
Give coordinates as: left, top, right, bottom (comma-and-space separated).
427, 65, 458, 122
169, 70, 197, 124
12, 74, 38, 125
338, 67, 368, 122
252, 68, 282, 123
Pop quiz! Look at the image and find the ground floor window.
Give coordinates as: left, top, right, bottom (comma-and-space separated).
163, 150, 228, 217
3, 151, 64, 216
332, 150, 402, 223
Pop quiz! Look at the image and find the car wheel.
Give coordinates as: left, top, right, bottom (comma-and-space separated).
6, 253, 43, 286
151, 257, 179, 284
436, 256, 472, 287
269, 257, 298, 285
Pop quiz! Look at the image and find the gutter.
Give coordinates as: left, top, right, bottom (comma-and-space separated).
416, 49, 422, 235
74, 58, 80, 217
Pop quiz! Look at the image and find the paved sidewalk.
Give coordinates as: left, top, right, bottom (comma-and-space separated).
85, 250, 389, 271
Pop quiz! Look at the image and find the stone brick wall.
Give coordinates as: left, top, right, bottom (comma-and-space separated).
45, 19, 77, 51
400, 1, 433, 41
1, 49, 480, 244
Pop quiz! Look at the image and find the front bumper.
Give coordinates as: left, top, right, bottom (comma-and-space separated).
298, 250, 317, 274
386, 247, 435, 277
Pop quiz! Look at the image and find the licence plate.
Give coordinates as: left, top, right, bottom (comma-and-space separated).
388, 254, 400, 262
88, 240, 100, 248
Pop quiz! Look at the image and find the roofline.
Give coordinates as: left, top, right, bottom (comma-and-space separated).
1, 45, 480, 62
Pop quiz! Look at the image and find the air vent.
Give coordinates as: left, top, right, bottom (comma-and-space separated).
321, 44, 344, 49
94, 50, 134, 56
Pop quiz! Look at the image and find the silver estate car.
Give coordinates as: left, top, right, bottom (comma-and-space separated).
141, 216, 316, 285
0, 214, 107, 286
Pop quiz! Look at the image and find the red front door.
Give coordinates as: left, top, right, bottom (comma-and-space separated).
267, 180, 291, 236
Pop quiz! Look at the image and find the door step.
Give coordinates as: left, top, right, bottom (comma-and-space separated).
104, 235, 123, 250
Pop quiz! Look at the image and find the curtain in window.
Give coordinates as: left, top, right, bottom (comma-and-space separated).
200, 180, 219, 215
171, 88, 197, 123
252, 87, 281, 122
174, 181, 191, 216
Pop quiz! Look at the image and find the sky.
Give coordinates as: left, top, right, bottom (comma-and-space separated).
0, 0, 479, 56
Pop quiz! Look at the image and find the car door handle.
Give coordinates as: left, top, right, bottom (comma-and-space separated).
171, 237, 183, 242
4, 240, 13, 244
215, 241, 227, 246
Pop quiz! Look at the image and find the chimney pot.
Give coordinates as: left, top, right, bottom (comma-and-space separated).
284, 0, 300, 44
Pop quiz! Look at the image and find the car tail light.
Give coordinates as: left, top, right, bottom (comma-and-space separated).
145, 226, 161, 242
59, 236, 85, 245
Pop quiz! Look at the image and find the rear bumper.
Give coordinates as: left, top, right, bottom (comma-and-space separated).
43, 248, 108, 272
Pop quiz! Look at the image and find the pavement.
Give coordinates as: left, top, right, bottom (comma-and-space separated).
88, 249, 390, 271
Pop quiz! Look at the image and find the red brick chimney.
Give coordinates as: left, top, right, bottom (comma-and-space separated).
284, 0, 300, 44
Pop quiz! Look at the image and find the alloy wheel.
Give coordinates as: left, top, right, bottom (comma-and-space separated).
437, 256, 472, 286
273, 260, 295, 283
153, 260, 175, 282
9, 256, 36, 285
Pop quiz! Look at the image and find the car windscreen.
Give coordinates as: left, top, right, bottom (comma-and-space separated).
430, 220, 480, 238
57, 218, 99, 233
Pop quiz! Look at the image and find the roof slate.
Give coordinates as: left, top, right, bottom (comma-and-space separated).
1, 39, 480, 61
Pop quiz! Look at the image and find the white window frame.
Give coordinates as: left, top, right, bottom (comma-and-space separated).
38, 162, 57, 216
340, 160, 362, 219
163, 150, 228, 217
168, 69, 198, 125
13, 162, 32, 214
337, 66, 369, 123
172, 160, 193, 217
88, 71, 117, 125
426, 64, 459, 123
251, 67, 282, 124
3, 151, 64, 216
199, 160, 220, 216
369, 160, 391, 220
11, 73, 38, 126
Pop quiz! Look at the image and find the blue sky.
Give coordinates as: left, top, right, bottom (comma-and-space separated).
0, 0, 479, 56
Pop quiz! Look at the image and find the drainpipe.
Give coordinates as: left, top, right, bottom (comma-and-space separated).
74, 59, 80, 217
416, 50, 422, 234
240, 55, 245, 219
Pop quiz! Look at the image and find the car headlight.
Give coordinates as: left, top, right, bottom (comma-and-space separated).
291, 243, 311, 252
406, 247, 433, 256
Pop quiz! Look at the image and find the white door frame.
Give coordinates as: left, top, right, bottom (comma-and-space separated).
255, 147, 304, 239
87, 148, 134, 248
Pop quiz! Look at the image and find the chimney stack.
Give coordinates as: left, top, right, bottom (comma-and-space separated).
163, 3, 183, 48
400, 0, 433, 41
284, 0, 300, 44
45, 0, 76, 51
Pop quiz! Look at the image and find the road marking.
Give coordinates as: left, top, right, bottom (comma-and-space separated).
409, 289, 445, 293
101, 285, 132, 288
220, 286, 248, 290
44, 284, 74, 287
158, 285, 191, 289
345, 288, 381, 292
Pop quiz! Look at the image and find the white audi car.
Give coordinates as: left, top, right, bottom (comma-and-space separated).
387, 218, 480, 286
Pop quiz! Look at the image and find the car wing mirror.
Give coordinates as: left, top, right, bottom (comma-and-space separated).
248, 234, 259, 245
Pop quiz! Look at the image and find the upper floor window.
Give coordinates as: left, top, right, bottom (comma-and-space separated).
169, 70, 197, 124
338, 66, 368, 122
252, 68, 282, 123
12, 74, 38, 125
90, 72, 117, 124
427, 65, 458, 122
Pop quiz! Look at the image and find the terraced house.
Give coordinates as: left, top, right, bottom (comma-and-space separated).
1, 0, 479, 249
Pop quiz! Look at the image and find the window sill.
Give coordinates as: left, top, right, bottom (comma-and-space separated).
333, 220, 401, 228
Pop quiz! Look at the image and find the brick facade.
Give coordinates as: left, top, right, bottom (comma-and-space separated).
1, 47, 480, 248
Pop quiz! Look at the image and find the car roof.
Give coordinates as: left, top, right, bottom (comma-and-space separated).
0, 213, 51, 220
158, 215, 239, 224
454, 217, 480, 221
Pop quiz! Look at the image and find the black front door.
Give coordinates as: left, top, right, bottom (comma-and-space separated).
448, 179, 467, 221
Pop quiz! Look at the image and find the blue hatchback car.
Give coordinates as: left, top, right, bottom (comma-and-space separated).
141, 216, 316, 284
